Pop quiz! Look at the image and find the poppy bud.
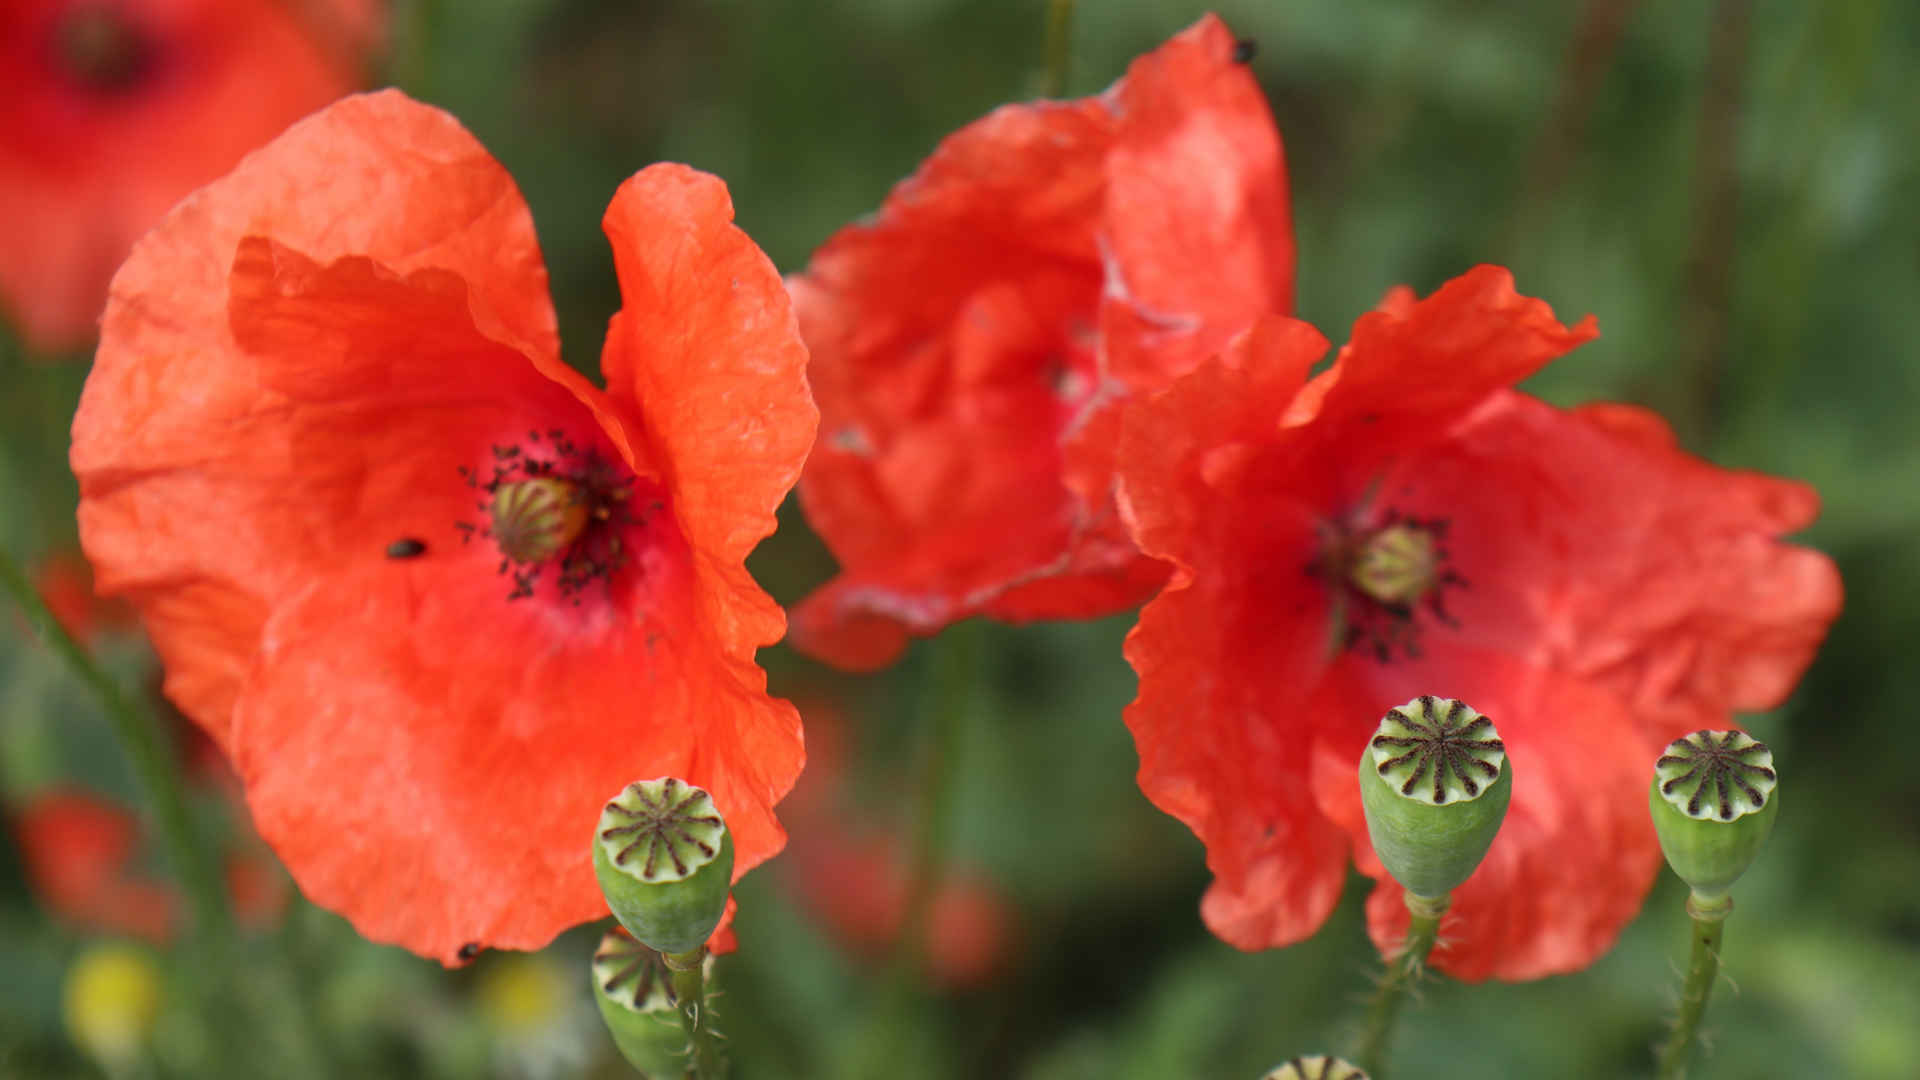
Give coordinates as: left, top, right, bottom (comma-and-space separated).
590, 927, 692, 1077
1358, 696, 1511, 900
1649, 730, 1777, 906
62, 942, 161, 1070
592, 777, 733, 955
1263, 1055, 1370, 1079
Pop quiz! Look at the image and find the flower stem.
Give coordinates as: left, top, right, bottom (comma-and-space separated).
1352, 891, 1449, 1077
849, 622, 980, 1078
1043, 0, 1075, 97
0, 546, 232, 941
897, 621, 976, 972
664, 947, 725, 1079
1655, 893, 1732, 1080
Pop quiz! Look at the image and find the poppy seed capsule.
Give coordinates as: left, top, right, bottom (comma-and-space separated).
1348, 522, 1441, 608
589, 927, 693, 1077
1264, 1055, 1370, 1080
489, 477, 587, 564
1358, 696, 1511, 900
592, 778, 733, 955
1649, 730, 1777, 905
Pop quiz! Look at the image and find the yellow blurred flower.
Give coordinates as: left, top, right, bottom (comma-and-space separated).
62, 942, 161, 1069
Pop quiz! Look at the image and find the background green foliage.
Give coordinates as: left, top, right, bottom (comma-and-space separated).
4, 1, 1916, 1076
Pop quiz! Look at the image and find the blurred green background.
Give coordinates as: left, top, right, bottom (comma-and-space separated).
4, 0, 1917, 1076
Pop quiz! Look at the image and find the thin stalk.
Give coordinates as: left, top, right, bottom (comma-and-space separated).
894, 622, 976, 973
1352, 892, 1448, 1077
1676, 0, 1754, 448
1043, 0, 1076, 97
850, 622, 980, 1078
1654, 894, 1732, 1080
0, 546, 231, 940
665, 947, 725, 1079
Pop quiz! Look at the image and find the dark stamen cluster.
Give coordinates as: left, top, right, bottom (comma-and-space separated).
453, 428, 661, 603
1313, 509, 1467, 664
599, 778, 725, 881
1371, 695, 1504, 805
53, 5, 157, 96
1657, 731, 1775, 820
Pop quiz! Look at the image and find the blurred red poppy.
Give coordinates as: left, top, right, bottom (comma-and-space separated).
70, 91, 816, 963
11, 787, 288, 940
1118, 267, 1842, 980
33, 550, 137, 645
788, 13, 1292, 670
779, 701, 1013, 988
0, 0, 383, 352
788, 835, 1012, 989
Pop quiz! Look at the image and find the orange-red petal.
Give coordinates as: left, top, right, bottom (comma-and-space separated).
75, 90, 560, 744
601, 163, 818, 660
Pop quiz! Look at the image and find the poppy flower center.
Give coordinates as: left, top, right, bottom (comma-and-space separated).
456, 429, 656, 602
1316, 512, 1465, 662
52, 5, 157, 95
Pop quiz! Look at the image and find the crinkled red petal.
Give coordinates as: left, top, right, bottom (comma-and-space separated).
793, 14, 1291, 669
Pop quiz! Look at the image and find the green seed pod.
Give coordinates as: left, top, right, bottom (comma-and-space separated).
1649, 730, 1777, 904
590, 927, 691, 1078
1263, 1055, 1370, 1080
1358, 696, 1512, 900
592, 777, 733, 955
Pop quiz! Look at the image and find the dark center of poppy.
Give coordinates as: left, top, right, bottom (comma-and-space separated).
52, 5, 157, 95
454, 428, 657, 602
1314, 510, 1465, 662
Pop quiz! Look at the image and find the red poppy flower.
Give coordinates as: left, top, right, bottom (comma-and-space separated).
70, 91, 816, 963
1118, 266, 1842, 980
788, 14, 1292, 670
0, 0, 382, 352
11, 788, 288, 939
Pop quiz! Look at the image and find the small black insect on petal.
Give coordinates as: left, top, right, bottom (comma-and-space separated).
457, 942, 482, 963
386, 538, 427, 560
1232, 38, 1258, 63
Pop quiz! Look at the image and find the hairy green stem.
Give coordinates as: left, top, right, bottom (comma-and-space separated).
0, 546, 231, 940
665, 947, 724, 1079
1655, 894, 1732, 1080
1352, 892, 1448, 1077
1043, 0, 1076, 97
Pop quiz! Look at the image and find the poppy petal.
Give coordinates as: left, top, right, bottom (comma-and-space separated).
792, 14, 1292, 670
230, 553, 795, 960
1380, 393, 1843, 743
601, 163, 818, 655
1121, 317, 1350, 949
